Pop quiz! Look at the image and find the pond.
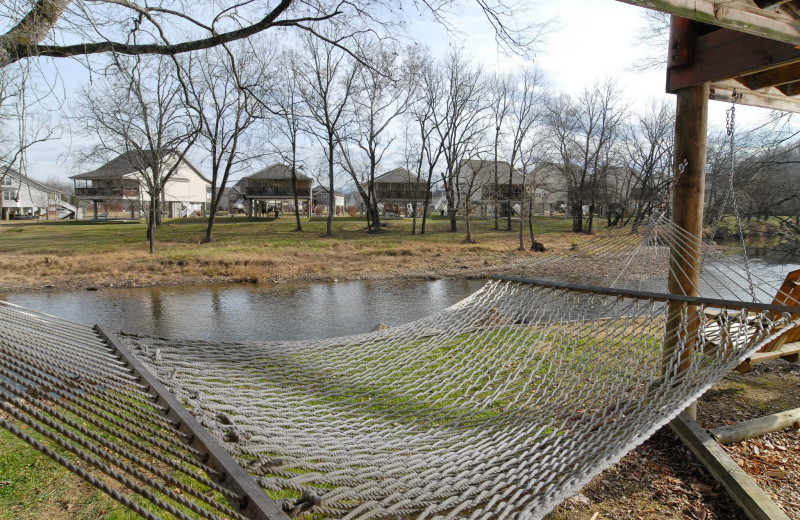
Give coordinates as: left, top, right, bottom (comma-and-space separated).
0, 279, 487, 342
2, 238, 798, 343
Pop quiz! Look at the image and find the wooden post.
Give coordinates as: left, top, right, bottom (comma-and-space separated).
665, 82, 709, 419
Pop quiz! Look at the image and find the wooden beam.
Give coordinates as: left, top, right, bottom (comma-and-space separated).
739, 61, 800, 90
617, 0, 800, 46
667, 15, 697, 69
665, 82, 709, 421
668, 26, 800, 92
735, 341, 800, 373
710, 82, 800, 113
670, 412, 792, 520
754, 0, 795, 8
710, 407, 800, 444
777, 79, 800, 96
749, 341, 800, 362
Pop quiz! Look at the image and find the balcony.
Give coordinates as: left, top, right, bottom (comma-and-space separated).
245, 187, 311, 198
375, 190, 431, 201
75, 187, 140, 198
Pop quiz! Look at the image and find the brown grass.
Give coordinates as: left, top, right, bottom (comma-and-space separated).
0, 216, 591, 293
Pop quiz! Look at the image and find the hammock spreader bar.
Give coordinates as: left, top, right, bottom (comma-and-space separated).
96, 325, 290, 520
492, 276, 800, 315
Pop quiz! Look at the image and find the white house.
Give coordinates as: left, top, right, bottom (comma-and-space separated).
1, 168, 76, 220
71, 150, 211, 219
312, 186, 345, 216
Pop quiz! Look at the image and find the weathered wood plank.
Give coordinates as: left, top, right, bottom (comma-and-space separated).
749, 341, 800, 362
710, 407, 800, 444
710, 82, 800, 113
616, 0, 800, 47
670, 412, 791, 520
668, 27, 800, 92
665, 82, 708, 420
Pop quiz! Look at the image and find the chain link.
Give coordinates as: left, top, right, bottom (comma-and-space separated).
725, 91, 757, 302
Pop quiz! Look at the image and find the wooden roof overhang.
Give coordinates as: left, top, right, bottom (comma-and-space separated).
620, 0, 800, 112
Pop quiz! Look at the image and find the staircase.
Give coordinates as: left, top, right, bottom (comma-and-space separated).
178, 202, 203, 218
53, 200, 80, 219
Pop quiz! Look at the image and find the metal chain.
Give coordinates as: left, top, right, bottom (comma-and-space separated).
726, 92, 757, 302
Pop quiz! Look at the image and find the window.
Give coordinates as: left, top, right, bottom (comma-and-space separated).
3, 191, 17, 201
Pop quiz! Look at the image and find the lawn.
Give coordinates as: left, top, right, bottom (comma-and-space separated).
0, 215, 577, 293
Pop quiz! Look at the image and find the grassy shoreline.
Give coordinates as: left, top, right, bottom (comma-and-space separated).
0, 215, 578, 294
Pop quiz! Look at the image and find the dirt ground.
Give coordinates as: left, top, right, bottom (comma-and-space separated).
547, 358, 800, 520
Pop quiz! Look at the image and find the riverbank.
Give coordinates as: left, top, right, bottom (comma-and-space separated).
2, 215, 798, 520
0, 216, 579, 293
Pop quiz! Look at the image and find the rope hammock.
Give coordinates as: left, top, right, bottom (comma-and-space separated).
1, 214, 798, 520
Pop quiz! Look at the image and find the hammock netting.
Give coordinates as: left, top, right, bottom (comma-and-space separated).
1, 215, 798, 520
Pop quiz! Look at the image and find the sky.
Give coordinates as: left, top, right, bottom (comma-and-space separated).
12, 0, 773, 185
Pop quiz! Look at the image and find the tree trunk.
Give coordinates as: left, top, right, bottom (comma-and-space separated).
529, 207, 545, 252
326, 136, 334, 237
411, 200, 418, 235
370, 191, 381, 233
465, 207, 474, 243
204, 208, 218, 243
518, 196, 525, 251
493, 148, 499, 231
572, 202, 583, 233
148, 198, 159, 254
506, 176, 513, 231
291, 154, 302, 232
420, 170, 434, 235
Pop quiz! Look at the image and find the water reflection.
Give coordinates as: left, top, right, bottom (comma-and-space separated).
3, 237, 798, 343
1, 279, 486, 342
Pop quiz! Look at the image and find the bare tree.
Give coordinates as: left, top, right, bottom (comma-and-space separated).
0, 63, 60, 178
631, 10, 671, 72
403, 126, 423, 234
337, 42, 419, 233
621, 99, 674, 226
458, 157, 492, 243
0, 1, 549, 67
186, 41, 273, 243
489, 73, 512, 230
546, 80, 625, 234
297, 30, 356, 236
0, 62, 60, 219
435, 49, 490, 233
76, 54, 198, 253
504, 65, 547, 230
411, 53, 446, 235
265, 49, 308, 232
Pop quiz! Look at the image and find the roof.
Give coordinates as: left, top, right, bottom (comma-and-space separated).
458, 159, 524, 185
661, 8, 800, 114
374, 167, 419, 184
239, 164, 312, 184
312, 186, 344, 196
2, 167, 60, 193
71, 150, 210, 183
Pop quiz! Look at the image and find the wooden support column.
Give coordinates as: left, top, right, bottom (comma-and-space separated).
665, 82, 709, 419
